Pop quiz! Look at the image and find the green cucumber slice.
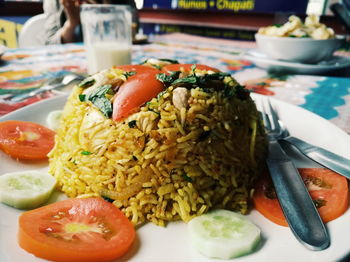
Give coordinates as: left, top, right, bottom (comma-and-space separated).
188, 209, 261, 259
0, 170, 57, 209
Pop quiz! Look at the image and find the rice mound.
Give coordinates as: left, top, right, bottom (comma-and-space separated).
48, 64, 266, 226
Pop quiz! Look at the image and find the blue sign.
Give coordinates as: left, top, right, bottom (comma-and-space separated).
143, 0, 308, 14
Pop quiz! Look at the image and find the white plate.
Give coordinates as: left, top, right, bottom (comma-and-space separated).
0, 94, 350, 262
243, 50, 350, 75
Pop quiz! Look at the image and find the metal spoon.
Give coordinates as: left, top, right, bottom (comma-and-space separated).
10, 73, 85, 102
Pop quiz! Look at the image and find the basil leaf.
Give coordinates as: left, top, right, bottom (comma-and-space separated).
78, 77, 95, 88
148, 108, 160, 115
223, 87, 235, 98
223, 85, 250, 100
157, 90, 167, 100
128, 120, 137, 128
81, 151, 91, 155
91, 97, 113, 117
87, 84, 113, 117
205, 72, 231, 80
182, 174, 193, 182
123, 71, 136, 79
88, 84, 112, 99
159, 58, 179, 64
191, 64, 197, 74
172, 75, 198, 85
79, 94, 86, 102
102, 196, 114, 203
156, 71, 180, 85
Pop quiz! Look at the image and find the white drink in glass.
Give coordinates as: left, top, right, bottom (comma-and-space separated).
86, 42, 132, 74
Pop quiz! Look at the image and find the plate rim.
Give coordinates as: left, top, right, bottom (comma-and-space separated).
244, 50, 350, 71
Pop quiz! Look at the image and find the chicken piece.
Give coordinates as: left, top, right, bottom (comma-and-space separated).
172, 87, 189, 110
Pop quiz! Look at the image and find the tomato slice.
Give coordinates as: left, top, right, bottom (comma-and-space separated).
162, 63, 220, 73
18, 198, 135, 262
113, 64, 160, 74
253, 168, 349, 227
112, 71, 164, 121
252, 173, 289, 226
0, 120, 55, 160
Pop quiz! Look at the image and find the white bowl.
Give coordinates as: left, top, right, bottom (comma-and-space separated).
255, 34, 345, 64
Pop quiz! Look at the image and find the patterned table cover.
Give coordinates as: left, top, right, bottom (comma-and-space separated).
1, 33, 350, 135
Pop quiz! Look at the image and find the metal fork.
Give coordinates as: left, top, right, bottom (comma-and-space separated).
258, 97, 330, 251
9, 73, 85, 102
276, 123, 350, 180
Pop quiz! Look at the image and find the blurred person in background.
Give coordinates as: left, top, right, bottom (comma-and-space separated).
43, 0, 138, 45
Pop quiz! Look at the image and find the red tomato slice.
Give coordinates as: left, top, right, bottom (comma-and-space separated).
18, 198, 136, 262
253, 173, 289, 226
162, 63, 220, 73
0, 120, 55, 160
253, 168, 349, 226
112, 71, 164, 121
113, 64, 160, 74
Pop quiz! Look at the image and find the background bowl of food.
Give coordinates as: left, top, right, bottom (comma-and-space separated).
255, 15, 345, 64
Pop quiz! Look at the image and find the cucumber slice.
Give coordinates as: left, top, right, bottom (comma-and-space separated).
188, 209, 261, 259
0, 170, 57, 209
46, 110, 62, 130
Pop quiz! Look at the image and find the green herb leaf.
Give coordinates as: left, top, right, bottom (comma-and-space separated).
172, 75, 198, 85
235, 85, 250, 100
157, 90, 167, 100
128, 120, 137, 128
191, 64, 197, 74
182, 174, 193, 182
223, 85, 250, 100
204, 72, 231, 81
123, 71, 136, 79
102, 196, 114, 203
158, 58, 179, 64
148, 108, 160, 115
87, 84, 113, 118
195, 72, 231, 88
79, 94, 86, 102
88, 84, 112, 98
156, 71, 180, 85
78, 77, 95, 88
91, 97, 113, 117
223, 87, 235, 98
81, 151, 91, 155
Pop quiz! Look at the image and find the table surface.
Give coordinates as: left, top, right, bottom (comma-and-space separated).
1, 33, 350, 135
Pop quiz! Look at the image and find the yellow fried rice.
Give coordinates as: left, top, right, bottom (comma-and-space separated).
48, 62, 267, 226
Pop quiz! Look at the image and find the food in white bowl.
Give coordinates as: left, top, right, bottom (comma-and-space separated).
255, 15, 344, 63
258, 15, 335, 40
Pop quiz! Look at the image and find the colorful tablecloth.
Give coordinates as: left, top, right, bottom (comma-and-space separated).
1, 33, 350, 134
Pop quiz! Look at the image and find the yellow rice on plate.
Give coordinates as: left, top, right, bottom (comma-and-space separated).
48, 61, 267, 226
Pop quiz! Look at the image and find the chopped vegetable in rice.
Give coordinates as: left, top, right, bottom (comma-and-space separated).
48, 59, 267, 226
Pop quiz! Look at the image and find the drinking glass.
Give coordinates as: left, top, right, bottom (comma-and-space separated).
80, 4, 132, 74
